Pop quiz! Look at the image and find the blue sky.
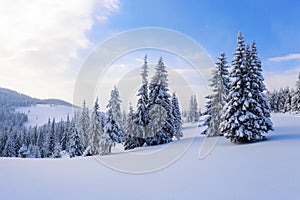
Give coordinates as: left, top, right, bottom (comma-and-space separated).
0, 0, 299, 108
92, 0, 300, 60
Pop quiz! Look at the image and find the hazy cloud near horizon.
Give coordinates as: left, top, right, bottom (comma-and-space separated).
0, 0, 120, 102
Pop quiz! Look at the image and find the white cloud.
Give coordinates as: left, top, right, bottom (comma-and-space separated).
268, 53, 300, 62
0, 0, 120, 102
264, 67, 300, 91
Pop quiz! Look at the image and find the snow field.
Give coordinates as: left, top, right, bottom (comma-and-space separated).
0, 113, 299, 200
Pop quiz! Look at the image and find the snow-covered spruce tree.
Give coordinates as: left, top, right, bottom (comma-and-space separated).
29, 144, 41, 158
250, 41, 273, 132
204, 53, 229, 137
292, 73, 300, 112
52, 142, 62, 158
284, 88, 293, 112
43, 118, 55, 157
101, 87, 125, 154
3, 132, 16, 157
84, 98, 102, 156
124, 103, 141, 150
102, 109, 123, 154
124, 55, 150, 149
0, 131, 8, 156
187, 95, 199, 123
107, 86, 123, 126
171, 92, 183, 140
69, 121, 84, 157
78, 100, 90, 149
61, 115, 71, 152
221, 33, 272, 142
193, 95, 200, 122
133, 55, 150, 143
186, 95, 194, 122
201, 94, 212, 130
147, 57, 174, 145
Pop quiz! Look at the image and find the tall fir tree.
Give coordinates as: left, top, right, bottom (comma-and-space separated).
107, 86, 123, 125
102, 109, 123, 154
187, 95, 199, 123
104, 86, 125, 145
124, 103, 141, 150
124, 55, 150, 149
134, 55, 150, 140
204, 53, 229, 136
171, 92, 183, 140
61, 115, 71, 152
250, 41, 273, 132
69, 121, 84, 157
101, 87, 125, 154
292, 73, 300, 111
84, 98, 102, 156
44, 118, 55, 157
147, 57, 174, 145
78, 100, 90, 149
3, 132, 16, 157
284, 88, 293, 112
221, 33, 272, 142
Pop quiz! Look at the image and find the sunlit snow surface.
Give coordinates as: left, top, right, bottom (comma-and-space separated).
16, 104, 75, 127
0, 113, 299, 200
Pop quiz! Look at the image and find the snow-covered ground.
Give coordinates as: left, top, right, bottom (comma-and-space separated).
16, 104, 75, 127
0, 113, 299, 200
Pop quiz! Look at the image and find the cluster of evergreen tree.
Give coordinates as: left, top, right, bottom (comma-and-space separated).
0, 91, 125, 158
186, 95, 201, 123
203, 33, 273, 143
80, 87, 125, 156
267, 74, 300, 113
0, 55, 184, 157
0, 115, 77, 158
124, 55, 183, 150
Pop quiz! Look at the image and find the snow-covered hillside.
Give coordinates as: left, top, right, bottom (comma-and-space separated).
17, 104, 75, 127
0, 113, 299, 200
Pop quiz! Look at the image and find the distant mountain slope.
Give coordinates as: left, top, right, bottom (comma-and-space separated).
0, 87, 73, 107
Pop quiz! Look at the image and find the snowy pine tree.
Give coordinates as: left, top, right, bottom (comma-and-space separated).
124, 55, 151, 149
204, 53, 229, 136
78, 100, 90, 149
101, 87, 125, 154
84, 98, 102, 156
102, 109, 123, 154
250, 41, 273, 132
107, 86, 123, 125
61, 115, 71, 152
69, 122, 84, 157
134, 55, 150, 141
221, 33, 272, 142
187, 95, 199, 123
124, 103, 141, 150
292, 73, 300, 112
284, 88, 293, 112
3, 132, 16, 157
29, 144, 41, 158
171, 92, 183, 140
43, 118, 55, 157
147, 57, 174, 145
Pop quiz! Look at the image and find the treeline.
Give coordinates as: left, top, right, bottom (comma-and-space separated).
267, 74, 300, 113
